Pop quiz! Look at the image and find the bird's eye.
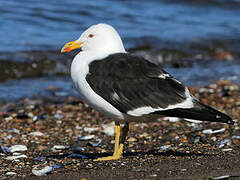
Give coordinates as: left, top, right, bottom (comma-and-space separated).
88, 34, 94, 38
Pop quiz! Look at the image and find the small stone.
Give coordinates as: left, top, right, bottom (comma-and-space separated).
213, 128, 226, 133
29, 132, 44, 136
52, 145, 69, 152
9, 145, 27, 153
77, 135, 95, 141
33, 115, 46, 122
8, 128, 20, 134
28, 112, 34, 118
150, 174, 157, 177
37, 146, 47, 151
87, 139, 102, 147
6, 172, 17, 175
158, 145, 171, 151
127, 137, 137, 142
72, 147, 85, 152
54, 113, 64, 119
194, 135, 205, 144
84, 127, 99, 133
34, 157, 47, 161
219, 138, 232, 148
232, 135, 240, 139
4, 135, 13, 140
222, 148, 232, 152
13, 152, 22, 156
32, 166, 53, 176
202, 129, 213, 134
67, 154, 87, 158
5, 154, 27, 160
0, 146, 10, 153
52, 164, 62, 169
5, 116, 13, 121
214, 175, 231, 179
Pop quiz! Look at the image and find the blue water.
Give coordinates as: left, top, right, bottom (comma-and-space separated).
0, 0, 240, 101
1, 0, 240, 52
0, 60, 239, 102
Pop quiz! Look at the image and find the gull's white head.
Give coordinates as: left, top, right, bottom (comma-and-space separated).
61, 23, 126, 54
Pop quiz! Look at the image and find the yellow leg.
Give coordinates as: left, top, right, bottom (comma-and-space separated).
94, 125, 124, 161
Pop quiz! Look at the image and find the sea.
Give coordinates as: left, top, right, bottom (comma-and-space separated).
0, 0, 240, 102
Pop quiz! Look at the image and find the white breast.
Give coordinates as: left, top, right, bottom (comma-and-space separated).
71, 51, 124, 120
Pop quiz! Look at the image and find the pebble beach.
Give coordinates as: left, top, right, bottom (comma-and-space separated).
0, 81, 239, 179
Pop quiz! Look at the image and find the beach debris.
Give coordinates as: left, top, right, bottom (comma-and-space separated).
5, 154, 27, 160
102, 122, 115, 136
6, 172, 17, 176
34, 157, 47, 161
54, 113, 64, 120
33, 115, 46, 122
214, 174, 239, 179
202, 128, 225, 135
8, 128, 20, 134
0, 82, 239, 178
84, 127, 99, 133
222, 148, 232, 152
9, 145, 27, 153
219, 138, 232, 148
0, 146, 10, 153
4, 135, 13, 140
67, 153, 87, 159
52, 164, 63, 169
232, 135, 240, 139
77, 135, 95, 141
127, 137, 137, 142
211, 136, 217, 141
29, 131, 44, 136
158, 145, 171, 151
87, 138, 102, 147
32, 166, 53, 176
52, 145, 69, 152
150, 174, 157, 177
193, 135, 204, 144
72, 147, 85, 152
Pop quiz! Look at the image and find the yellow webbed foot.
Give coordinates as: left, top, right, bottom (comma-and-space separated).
93, 155, 121, 161
94, 144, 124, 161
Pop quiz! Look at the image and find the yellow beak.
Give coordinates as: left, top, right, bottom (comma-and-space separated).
61, 40, 83, 53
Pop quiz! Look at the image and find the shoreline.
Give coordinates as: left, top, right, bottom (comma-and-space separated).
0, 81, 239, 179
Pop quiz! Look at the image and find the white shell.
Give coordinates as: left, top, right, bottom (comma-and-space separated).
9, 145, 27, 153
32, 166, 53, 176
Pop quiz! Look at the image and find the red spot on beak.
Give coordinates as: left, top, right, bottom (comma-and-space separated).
64, 47, 71, 52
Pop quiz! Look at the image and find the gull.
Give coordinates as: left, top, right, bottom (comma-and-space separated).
61, 23, 233, 161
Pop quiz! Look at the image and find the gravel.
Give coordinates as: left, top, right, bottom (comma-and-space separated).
0, 81, 239, 179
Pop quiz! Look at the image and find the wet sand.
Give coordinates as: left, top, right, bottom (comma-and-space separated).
0, 81, 239, 179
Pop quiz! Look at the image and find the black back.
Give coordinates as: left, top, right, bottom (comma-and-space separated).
86, 53, 187, 113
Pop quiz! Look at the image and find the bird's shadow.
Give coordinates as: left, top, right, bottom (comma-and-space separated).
42, 149, 214, 161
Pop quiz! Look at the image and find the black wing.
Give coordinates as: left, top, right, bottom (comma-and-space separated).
86, 53, 187, 114
86, 53, 233, 124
